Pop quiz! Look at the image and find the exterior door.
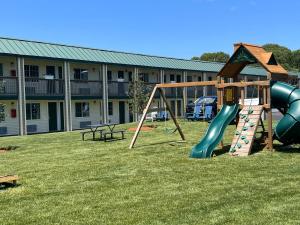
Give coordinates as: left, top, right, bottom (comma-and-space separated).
60, 102, 64, 131
119, 101, 125, 124
48, 102, 57, 131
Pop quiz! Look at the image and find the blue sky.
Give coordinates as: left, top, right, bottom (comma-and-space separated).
1, 0, 299, 59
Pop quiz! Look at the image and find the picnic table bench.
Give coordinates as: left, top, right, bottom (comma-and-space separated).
80, 129, 105, 141
102, 130, 125, 141
81, 123, 125, 141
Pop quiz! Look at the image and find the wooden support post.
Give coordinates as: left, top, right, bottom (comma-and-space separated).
267, 73, 273, 150
241, 87, 245, 106
263, 87, 267, 105
129, 86, 158, 149
216, 76, 222, 109
158, 88, 185, 141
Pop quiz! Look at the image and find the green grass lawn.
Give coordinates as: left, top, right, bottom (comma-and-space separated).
0, 120, 300, 225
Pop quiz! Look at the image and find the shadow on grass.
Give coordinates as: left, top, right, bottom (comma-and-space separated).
213, 145, 231, 156
0, 183, 20, 191
251, 142, 266, 154
273, 144, 300, 154
135, 140, 183, 149
213, 141, 266, 157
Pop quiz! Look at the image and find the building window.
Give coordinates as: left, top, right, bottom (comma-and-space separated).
170, 74, 175, 82
198, 76, 202, 81
164, 75, 167, 83
139, 73, 149, 82
0, 64, 3, 76
107, 71, 112, 81
176, 75, 181, 83
26, 103, 40, 120
74, 69, 88, 80
25, 65, 39, 78
46, 66, 55, 77
118, 71, 124, 79
187, 76, 192, 82
208, 77, 212, 81
75, 102, 90, 117
108, 102, 113, 116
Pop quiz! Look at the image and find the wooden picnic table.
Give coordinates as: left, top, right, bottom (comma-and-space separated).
87, 123, 118, 133
81, 123, 119, 141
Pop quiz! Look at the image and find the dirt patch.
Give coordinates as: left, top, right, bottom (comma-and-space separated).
128, 125, 157, 132
0, 146, 18, 153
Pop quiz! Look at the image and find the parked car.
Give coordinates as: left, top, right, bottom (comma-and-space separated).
185, 96, 218, 120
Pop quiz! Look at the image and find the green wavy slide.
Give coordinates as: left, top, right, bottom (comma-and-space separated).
190, 104, 239, 158
271, 81, 300, 144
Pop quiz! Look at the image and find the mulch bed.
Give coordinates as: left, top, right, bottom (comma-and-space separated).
128, 125, 157, 132
0, 146, 17, 153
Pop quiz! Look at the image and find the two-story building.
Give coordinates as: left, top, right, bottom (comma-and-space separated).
0, 37, 298, 136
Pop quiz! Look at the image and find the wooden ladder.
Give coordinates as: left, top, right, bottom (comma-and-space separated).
230, 105, 263, 156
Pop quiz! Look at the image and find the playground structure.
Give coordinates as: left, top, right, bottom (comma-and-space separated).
130, 43, 300, 158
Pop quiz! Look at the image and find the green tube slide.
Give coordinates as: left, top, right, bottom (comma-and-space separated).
190, 104, 239, 158
271, 81, 300, 144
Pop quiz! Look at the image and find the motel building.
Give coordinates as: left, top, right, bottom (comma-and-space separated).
0, 37, 298, 136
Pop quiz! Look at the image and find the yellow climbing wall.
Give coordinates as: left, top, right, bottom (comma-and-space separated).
230, 105, 263, 156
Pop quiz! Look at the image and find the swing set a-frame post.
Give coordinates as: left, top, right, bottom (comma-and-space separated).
129, 81, 217, 149
129, 85, 185, 149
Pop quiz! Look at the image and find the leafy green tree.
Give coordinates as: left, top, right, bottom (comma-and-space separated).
191, 56, 201, 60
292, 50, 300, 71
201, 52, 230, 63
192, 52, 230, 63
0, 82, 5, 122
0, 104, 5, 122
128, 78, 152, 116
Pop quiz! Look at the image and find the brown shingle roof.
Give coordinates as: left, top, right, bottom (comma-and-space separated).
219, 43, 288, 78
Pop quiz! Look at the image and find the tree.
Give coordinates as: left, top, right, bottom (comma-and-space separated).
292, 50, 300, 71
191, 56, 201, 61
0, 82, 5, 122
192, 52, 230, 63
128, 78, 152, 117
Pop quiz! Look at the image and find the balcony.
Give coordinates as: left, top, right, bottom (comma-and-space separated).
108, 81, 129, 98
25, 78, 64, 99
0, 77, 18, 99
187, 86, 203, 98
71, 80, 102, 99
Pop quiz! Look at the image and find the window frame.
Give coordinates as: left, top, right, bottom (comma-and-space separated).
46, 65, 56, 77
170, 74, 175, 82
118, 71, 124, 80
26, 103, 41, 120
75, 102, 90, 118
108, 102, 113, 116
25, 65, 39, 78
74, 68, 88, 80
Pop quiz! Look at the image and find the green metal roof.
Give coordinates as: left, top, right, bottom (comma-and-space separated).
0, 37, 298, 77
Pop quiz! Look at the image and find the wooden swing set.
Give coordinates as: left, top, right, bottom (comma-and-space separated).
129, 43, 289, 156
